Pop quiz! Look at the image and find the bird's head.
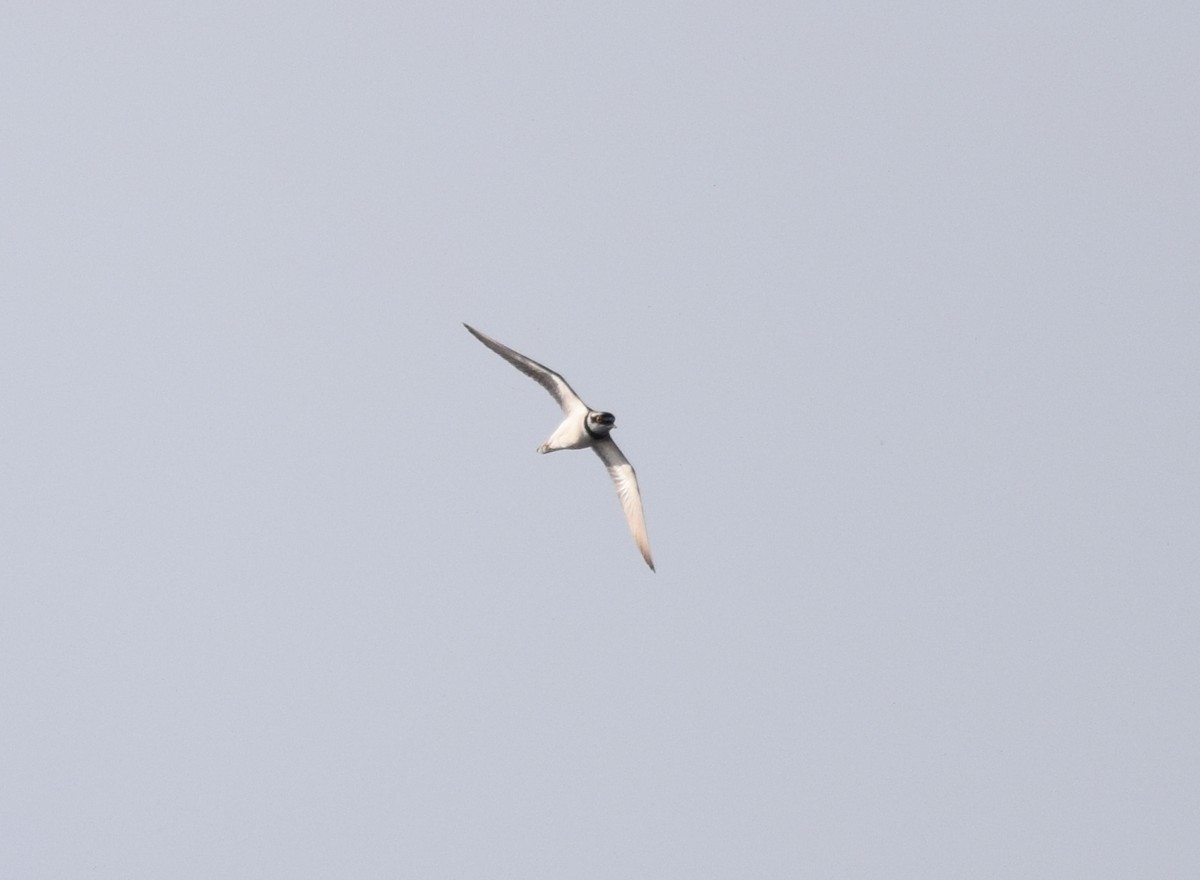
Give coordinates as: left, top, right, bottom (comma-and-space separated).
587, 411, 616, 436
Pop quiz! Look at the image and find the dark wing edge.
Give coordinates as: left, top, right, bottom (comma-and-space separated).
463, 323, 585, 414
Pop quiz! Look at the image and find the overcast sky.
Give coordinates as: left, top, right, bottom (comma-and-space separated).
3, 3, 1198, 878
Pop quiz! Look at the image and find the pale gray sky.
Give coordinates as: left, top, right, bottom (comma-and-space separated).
3, 3, 1198, 878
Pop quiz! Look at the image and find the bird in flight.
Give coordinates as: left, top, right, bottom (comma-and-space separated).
464, 323, 654, 571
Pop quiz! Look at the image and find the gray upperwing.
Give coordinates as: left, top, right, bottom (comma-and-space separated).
464, 324, 587, 415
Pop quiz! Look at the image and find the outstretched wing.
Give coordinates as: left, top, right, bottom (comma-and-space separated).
464, 324, 587, 415
592, 437, 655, 571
